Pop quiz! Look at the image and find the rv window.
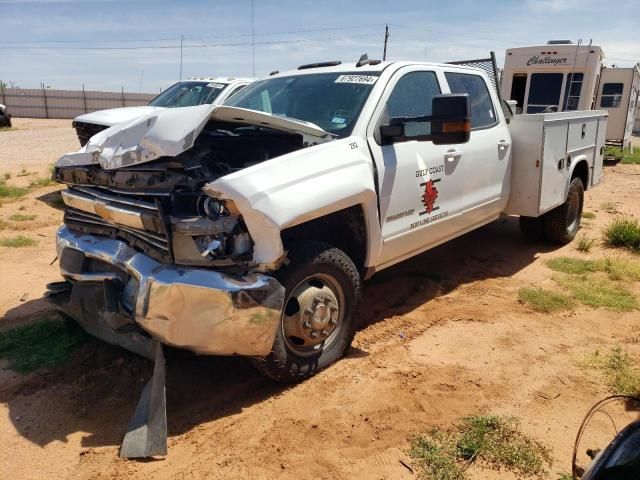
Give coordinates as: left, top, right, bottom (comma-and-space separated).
527, 73, 563, 113
601, 83, 624, 108
510, 74, 527, 114
562, 73, 583, 111
445, 72, 497, 128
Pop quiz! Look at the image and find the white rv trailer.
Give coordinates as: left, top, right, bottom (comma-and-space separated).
596, 65, 640, 147
501, 42, 639, 148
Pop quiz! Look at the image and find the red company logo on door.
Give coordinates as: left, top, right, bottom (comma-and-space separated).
420, 179, 440, 216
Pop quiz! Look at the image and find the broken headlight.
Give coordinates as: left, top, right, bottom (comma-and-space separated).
197, 196, 225, 220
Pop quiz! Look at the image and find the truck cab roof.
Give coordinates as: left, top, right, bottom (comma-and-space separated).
269, 60, 490, 78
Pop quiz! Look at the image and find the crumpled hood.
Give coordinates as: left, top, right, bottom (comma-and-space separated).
57, 104, 333, 170
74, 106, 166, 128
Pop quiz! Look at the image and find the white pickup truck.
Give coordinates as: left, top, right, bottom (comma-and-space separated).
50, 57, 606, 456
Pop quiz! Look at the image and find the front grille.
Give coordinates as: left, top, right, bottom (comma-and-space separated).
63, 186, 172, 263
73, 121, 109, 147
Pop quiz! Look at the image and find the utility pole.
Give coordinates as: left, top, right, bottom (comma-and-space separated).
251, 0, 256, 77
383, 24, 389, 61
179, 35, 184, 81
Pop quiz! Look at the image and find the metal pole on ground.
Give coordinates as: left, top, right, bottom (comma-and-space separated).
82, 84, 87, 113
121, 86, 125, 107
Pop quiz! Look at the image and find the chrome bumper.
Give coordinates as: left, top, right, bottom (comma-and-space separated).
55, 226, 285, 357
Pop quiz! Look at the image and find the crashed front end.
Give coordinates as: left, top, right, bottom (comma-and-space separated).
54, 225, 284, 357
49, 104, 332, 359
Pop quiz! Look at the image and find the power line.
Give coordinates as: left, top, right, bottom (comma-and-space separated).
0, 24, 385, 45
0, 33, 382, 51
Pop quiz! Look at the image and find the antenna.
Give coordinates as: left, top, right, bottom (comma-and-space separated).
383, 24, 389, 61
179, 35, 184, 82
251, 0, 256, 77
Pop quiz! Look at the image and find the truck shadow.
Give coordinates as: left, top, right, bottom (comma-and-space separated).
1, 214, 558, 452
360, 214, 555, 328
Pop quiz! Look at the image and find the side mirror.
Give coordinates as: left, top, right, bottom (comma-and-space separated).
430, 94, 471, 145
379, 93, 471, 146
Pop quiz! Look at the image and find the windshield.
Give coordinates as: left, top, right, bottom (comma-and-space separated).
149, 81, 228, 107
225, 72, 380, 137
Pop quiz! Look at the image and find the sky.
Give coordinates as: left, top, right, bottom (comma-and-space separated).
1, 0, 639, 93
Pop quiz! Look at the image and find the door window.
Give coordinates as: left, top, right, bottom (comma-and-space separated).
383, 71, 441, 138
527, 73, 563, 113
445, 72, 497, 128
510, 74, 527, 113
562, 72, 583, 111
601, 83, 624, 108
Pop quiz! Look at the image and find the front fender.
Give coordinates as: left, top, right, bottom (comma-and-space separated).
203, 137, 381, 269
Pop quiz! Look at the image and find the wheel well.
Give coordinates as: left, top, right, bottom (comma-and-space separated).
281, 205, 368, 271
571, 160, 589, 190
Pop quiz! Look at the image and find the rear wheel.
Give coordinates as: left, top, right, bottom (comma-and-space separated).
543, 177, 584, 244
251, 240, 361, 383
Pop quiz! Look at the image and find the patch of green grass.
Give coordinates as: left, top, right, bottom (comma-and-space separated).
605, 146, 640, 165
410, 415, 551, 479
586, 346, 640, 396
576, 234, 595, 253
603, 217, 640, 253
553, 273, 638, 312
583, 211, 596, 220
0, 127, 16, 132
410, 434, 464, 480
8, 213, 36, 221
0, 235, 37, 247
547, 257, 599, 275
29, 176, 55, 188
557, 474, 573, 480
0, 181, 29, 199
547, 256, 640, 281
600, 201, 617, 214
0, 318, 89, 373
518, 286, 576, 313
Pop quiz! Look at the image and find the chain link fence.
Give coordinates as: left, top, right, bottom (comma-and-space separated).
0, 85, 156, 119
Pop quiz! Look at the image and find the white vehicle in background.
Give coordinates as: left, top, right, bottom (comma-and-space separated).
501, 41, 639, 149
72, 77, 254, 146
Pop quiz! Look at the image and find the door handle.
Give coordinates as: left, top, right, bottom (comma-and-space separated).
498, 140, 511, 150
444, 149, 462, 162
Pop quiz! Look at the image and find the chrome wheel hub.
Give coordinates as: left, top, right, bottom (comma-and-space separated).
281, 274, 344, 356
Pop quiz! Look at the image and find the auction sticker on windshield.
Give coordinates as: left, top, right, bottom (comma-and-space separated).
335, 75, 378, 85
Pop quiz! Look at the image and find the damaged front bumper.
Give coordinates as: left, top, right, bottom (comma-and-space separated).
53, 226, 285, 358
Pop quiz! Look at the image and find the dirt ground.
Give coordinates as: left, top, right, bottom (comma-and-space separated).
0, 120, 639, 479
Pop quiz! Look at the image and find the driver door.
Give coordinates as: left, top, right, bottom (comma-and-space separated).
367, 67, 460, 267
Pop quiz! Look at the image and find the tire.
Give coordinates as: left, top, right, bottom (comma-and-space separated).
251, 240, 361, 383
543, 177, 584, 244
519, 216, 543, 241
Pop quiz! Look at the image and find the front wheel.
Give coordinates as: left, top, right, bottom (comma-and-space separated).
251, 240, 361, 383
543, 177, 584, 244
